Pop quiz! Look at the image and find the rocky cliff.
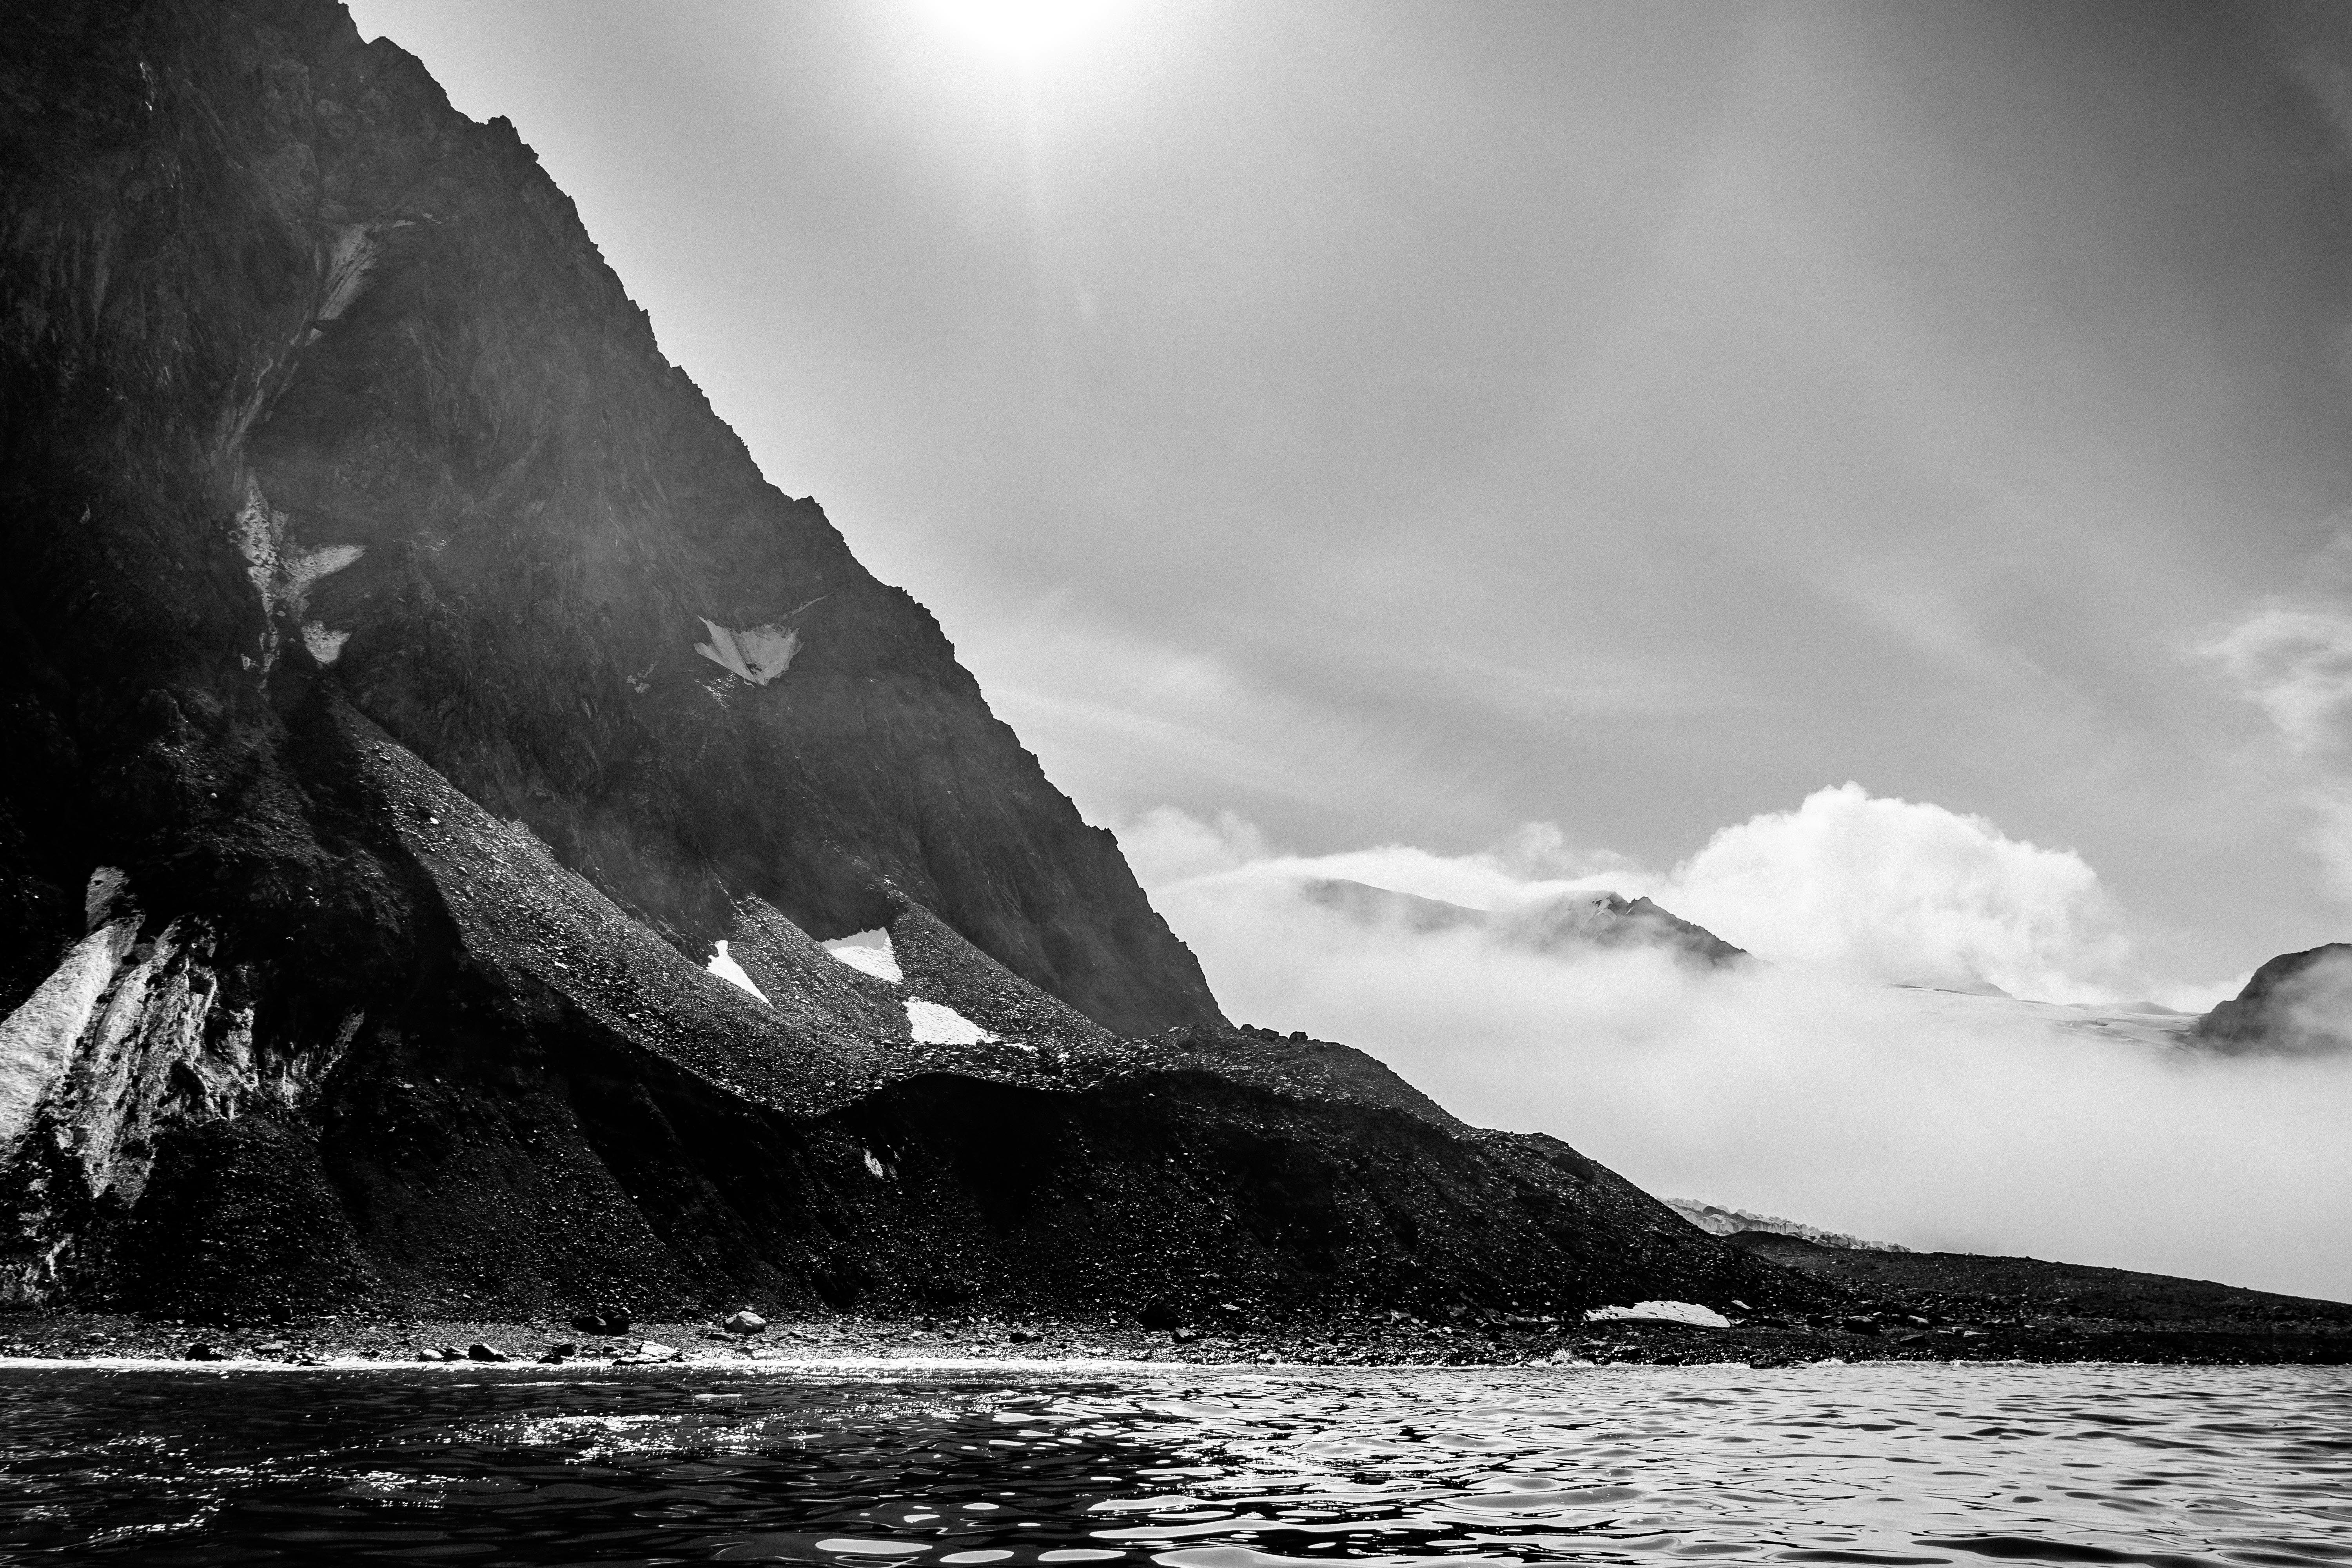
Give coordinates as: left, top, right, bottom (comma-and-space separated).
0, 0, 1809, 1325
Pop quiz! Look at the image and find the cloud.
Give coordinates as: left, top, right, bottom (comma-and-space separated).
2193, 538, 2352, 901
1120, 795, 2352, 1301
2198, 603, 2352, 753
1420, 641, 1751, 726
1645, 783, 2129, 1002
1127, 782, 2135, 1001
1117, 805, 1272, 887
959, 604, 1508, 832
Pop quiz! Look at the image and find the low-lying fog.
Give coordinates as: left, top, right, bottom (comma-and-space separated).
1122, 786, 2352, 1303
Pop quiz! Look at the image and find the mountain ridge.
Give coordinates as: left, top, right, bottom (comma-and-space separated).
0, 0, 1809, 1327
1300, 878, 1748, 969
1, 0, 2340, 1346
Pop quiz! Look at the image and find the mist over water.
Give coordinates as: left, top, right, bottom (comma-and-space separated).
1124, 804, 2352, 1303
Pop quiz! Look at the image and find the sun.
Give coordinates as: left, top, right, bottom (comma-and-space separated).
913, 0, 1136, 72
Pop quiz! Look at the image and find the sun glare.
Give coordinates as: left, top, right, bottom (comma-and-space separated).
913, 0, 1136, 72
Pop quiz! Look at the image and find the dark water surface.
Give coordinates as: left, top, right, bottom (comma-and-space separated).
0, 1362, 2345, 1566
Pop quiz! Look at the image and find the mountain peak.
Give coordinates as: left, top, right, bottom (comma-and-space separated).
2193, 943, 2352, 1056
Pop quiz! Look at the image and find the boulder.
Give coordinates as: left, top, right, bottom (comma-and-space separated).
183, 1342, 223, 1361
723, 1309, 768, 1336
466, 1343, 511, 1362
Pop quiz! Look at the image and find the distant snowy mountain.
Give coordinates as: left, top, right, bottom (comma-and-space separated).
1667, 1199, 1911, 1254
1301, 880, 1749, 969
1884, 985, 2200, 1053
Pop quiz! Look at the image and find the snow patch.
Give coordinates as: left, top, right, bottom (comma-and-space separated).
705, 940, 769, 1005
232, 479, 363, 673
0, 917, 142, 1152
824, 931, 902, 985
316, 225, 378, 321
905, 998, 999, 1046
694, 617, 801, 684
1584, 1300, 1731, 1328
301, 622, 350, 665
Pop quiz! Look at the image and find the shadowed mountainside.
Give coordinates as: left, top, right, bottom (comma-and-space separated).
0, 0, 1220, 1040
0, 0, 1819, 1326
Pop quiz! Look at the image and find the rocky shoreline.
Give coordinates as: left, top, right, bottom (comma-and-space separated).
2, 1304, 2346, 1370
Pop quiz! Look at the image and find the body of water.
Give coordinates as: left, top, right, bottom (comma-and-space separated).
0, 1361, 2344, 1565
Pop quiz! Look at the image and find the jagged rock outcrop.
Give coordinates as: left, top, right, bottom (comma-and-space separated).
2193, 944, 2352, 1056
0, 0, 1814, 1323
1303, 879, 1748, 969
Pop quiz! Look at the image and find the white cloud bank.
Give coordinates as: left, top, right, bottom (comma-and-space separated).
1619, 783, 2129, 1002
1130, 783, 2144, 1003
1118, 788, 2352, 1301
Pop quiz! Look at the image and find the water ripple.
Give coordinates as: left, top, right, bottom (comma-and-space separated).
0, 1364, 2343, 1564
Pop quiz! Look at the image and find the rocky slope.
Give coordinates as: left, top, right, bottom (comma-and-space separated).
0, 0, 1818, 1326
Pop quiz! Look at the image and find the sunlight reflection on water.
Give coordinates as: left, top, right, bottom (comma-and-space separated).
0, 1362, 2345, 1564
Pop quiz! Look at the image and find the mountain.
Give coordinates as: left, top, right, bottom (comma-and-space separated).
1301, 880, 1748, 968
1878, 944, 2352, 1060
0, 0, 1807, 1326
2192, 944, 2352, 1056
4, 0, 1221, 1042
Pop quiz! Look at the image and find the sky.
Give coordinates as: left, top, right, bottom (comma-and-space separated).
347, 1, 2352, 1288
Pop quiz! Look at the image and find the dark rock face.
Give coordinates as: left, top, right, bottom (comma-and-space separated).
2193, 944, 2352, 1056
0, 0, 1810, 1324
0, 0, 1218, 1040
